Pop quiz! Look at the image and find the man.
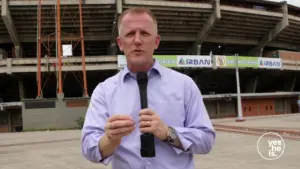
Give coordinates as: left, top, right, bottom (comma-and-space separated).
81, 7, 216, 169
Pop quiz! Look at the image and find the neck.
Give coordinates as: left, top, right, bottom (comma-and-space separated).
128, 59, 154, 73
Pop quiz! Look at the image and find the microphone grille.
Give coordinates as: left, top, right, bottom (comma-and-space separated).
137, 72, 148, 84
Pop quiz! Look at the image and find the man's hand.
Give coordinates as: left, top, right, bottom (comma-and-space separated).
99, 115, 135, 159
139, 109, 168, 141
104, 115, 135, 144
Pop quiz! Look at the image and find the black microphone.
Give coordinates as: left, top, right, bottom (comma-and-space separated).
137, 72, 155, 157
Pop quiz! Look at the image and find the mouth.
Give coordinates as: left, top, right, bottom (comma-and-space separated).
133, 49, 143, 53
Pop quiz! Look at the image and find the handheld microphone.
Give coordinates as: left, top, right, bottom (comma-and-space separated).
137, 72, 155, 157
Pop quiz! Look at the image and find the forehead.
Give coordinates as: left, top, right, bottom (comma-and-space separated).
120, 13, 155, 32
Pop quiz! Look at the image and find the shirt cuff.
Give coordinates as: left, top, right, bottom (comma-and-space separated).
171, 127, 193, 155
100, 155, 113, 166
96, 135, 113, 165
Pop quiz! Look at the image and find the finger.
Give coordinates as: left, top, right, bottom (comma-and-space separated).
140, 127, 152, 134
139, 109, 154, 116
108, 115, 133, 122
139, 115, 152, 122
118, 130, 134, 137
139, 121, 152, 128
107, 127, 135, 140
110, 126, 135, 135
108, 120, 135, 129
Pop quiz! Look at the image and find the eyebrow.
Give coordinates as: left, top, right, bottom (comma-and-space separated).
125, 29, 151, 35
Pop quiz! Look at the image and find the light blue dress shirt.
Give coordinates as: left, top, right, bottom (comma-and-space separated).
81, 59, 216, 169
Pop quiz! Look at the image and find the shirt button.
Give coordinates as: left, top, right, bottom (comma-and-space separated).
147, 161, 151, 166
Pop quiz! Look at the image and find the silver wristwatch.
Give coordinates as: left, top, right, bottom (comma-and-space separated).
164, 126, 177, 143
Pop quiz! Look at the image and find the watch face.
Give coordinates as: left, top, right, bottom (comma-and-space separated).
169, 128, 177, 140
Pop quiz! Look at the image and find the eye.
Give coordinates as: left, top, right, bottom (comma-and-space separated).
140, 31, 150, 36
125, 31, 135, 37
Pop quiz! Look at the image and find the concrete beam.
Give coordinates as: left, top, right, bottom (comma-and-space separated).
0, 64, 118, 74
222, 16, 278, 25
289, 15, 300, 22
0, 34, 298, 51
268, 41, 299, 51
191, 0, 220, 54
202, 92, 300, 100
220, 5, 283, 18
206, 36, 258, 45
215, 24, 269, 32
123, 0, 212, 9
221, 11, 281, 21
0, 34, 197, 43
249, 2, 289, 57
211, 29, 264, 37
1, 0, 21, 58
8, 0, 115, 5
33, 35, 111, 42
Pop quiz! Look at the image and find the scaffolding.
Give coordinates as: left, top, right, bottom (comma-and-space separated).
37, 0, 88, 99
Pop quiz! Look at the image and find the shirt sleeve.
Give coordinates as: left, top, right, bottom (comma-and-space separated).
81, 83, 113, 165
170, 76, 216, 155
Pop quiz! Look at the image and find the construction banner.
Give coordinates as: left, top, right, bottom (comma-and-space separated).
215, 55, 259, 68
118, 55, 281, 69
117, 55, 213, 69
215, 55, 282, 69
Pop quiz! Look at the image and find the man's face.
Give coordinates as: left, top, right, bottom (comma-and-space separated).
117, 12, 160, 67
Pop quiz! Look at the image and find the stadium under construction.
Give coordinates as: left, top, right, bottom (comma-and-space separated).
0, 0, 300, 132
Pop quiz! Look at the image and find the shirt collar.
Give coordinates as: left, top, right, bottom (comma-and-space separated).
121, 58, 163, 82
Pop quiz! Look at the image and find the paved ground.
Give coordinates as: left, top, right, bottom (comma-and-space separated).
0, 129, 299, 169
212, 114, 300, 138
212, 113, 300, 131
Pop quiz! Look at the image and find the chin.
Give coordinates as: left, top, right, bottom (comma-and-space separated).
129, 58, 147, 66
132, 59, 146, 65
127, 53, 151, 64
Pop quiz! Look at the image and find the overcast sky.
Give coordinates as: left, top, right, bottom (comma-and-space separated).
264, 0, 300, 7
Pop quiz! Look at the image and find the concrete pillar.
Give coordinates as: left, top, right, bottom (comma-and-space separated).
245, 76, 258, 93
249, 1, 289, 56
212, 54, 217, 69
6, 58, 12, 74
196, 45, 201, 55
193, 75, 198, 86
191, 0, 220, 54
116, 0, 122, 14
0, 48, 8, 59
284, 77, 296, 91
18, 80, 25, 100
111, 43, 117, 55
57, 93, 64, 100
283, 99, 291, 114
8, 111, 12, 132
1, 0, 22, 58
216, 101, 220, 116
14, 45, 22, 58
109, 0, 122, 55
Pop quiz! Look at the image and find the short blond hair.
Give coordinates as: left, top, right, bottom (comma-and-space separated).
117, 7, 158, 35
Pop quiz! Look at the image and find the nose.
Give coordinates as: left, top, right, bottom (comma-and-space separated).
133, 32, 142, 44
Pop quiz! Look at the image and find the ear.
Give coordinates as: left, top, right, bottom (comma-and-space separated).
154, 35, 161, 50
117, 36, 123, 51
